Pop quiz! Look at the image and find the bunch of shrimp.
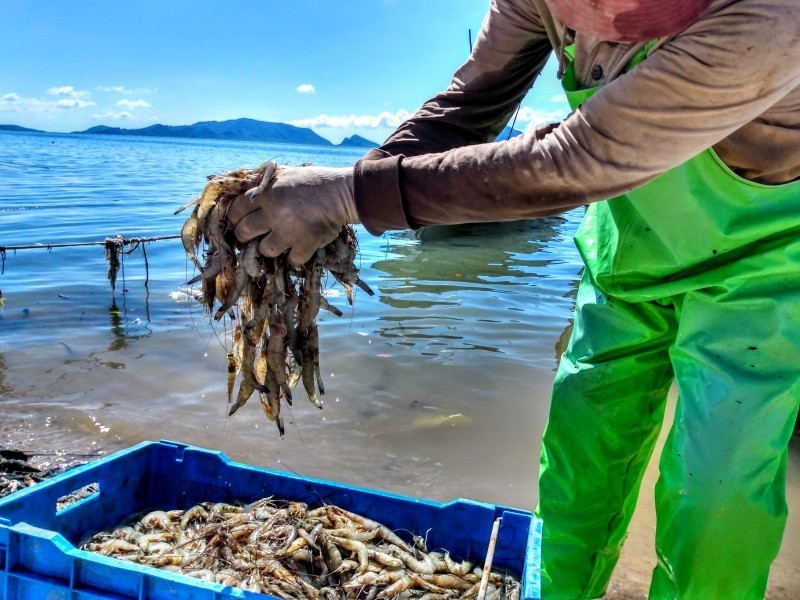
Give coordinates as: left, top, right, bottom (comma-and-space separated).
178, 162, 373, 436
80, 497, 522, 599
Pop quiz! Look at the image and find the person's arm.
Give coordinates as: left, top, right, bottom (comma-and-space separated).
363, 0, 553, 161
355, 0, 800, 234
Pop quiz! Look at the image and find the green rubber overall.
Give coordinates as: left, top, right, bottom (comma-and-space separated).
536, 46, 800, 599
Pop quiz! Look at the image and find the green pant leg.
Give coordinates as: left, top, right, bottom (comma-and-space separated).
650, 283, 800, 600
538, 274, 677, 599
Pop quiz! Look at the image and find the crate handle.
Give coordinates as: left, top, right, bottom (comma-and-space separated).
56, 482, 100, 514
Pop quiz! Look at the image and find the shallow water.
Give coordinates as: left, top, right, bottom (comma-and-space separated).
0, 130, 797, 596
0, 130, 583, 503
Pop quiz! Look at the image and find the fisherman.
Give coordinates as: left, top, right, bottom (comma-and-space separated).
227, 0, 800, 597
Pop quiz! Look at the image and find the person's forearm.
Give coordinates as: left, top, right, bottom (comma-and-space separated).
356, 120, 605, 234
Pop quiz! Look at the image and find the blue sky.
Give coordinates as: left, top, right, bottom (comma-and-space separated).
1, 0, 568, 144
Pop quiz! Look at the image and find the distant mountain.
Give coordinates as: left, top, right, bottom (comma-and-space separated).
3, 119, 381, 147
75, 118, 334, 146
0, 124, 43, 133
338, 135, 379, 149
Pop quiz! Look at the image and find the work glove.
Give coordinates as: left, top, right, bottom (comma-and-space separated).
226, 164, 359, 266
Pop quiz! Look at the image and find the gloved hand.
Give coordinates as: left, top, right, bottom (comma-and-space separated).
226, 164, 359, 266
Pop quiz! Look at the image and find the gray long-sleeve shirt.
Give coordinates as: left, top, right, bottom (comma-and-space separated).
353, 0, 800, 235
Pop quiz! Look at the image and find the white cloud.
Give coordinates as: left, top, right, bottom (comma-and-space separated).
47, 85, 92, 100
0, 93, 43, 112
296, 84, 316, 95
290, 109, 413, 130
549, 93, 568, 104
289, 106, 566, 134
512, 105, 568, 129
116, 99, 151, 109
92, 111, 132, 121
97, 85, 157, 95
54, 98, 93, 108
44, 86, 95, 108
0, 89, 95, 112
97, 85, 127, 94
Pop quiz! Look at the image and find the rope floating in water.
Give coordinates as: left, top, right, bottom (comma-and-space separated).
0, 233, 181, 293
0, 234, 180, 253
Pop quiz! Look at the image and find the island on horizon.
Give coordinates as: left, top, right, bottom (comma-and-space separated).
0, 118, 380, 148
0, 124, 44, 133
2, 119, 524, 146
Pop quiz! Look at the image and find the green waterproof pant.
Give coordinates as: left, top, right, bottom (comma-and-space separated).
537, 269, 800, 599
540, 42, 800, 600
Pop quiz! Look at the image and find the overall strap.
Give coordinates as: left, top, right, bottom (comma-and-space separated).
560, 39, 658, 109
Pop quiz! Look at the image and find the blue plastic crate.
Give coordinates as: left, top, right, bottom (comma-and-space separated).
0, 440, 541, 599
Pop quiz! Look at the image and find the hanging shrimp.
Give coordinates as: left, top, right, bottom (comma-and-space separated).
181, 165, 372, 437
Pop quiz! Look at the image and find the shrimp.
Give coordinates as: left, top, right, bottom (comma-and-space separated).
328, 536, 370, 573
367, 547, 404, 569
416, 573, 474, 591
240, 240, 265, 279
214, 260, 248, 320
320, 533, 343, 572
136, 532, 176, 552
180, 207, 203, 271
267, 308, 290, 403
196, 179, 223, 230
229, 341, 263, 416
244, 160, 279, 200
443, 551, 473, 576
90, 538, 142, 556
387, 543, 437, 574
298, 262, 322, 330
319, 295, 343, 317
180, 505, 209, 531
299, 325, 324, 408
213, 256, 237, 318
259, 372, 285, 436
330, 506, 412, 553
229, 324, 243, 389
375, 575, 415, 599
141, 510, 174, 531
330, 269, 374, 305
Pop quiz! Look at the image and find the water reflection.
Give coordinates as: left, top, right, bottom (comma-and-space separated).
378, 218, 566, 286
366, 217, 572, 356
106, 259, 155, 352
107, 301, 148, 352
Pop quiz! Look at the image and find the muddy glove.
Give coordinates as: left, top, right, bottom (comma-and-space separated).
227, 164, 358, 266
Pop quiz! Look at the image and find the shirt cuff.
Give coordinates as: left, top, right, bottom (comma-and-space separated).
354, 155, 411, 236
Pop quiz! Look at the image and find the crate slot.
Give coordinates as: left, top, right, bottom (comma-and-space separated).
56, 482, 100, 513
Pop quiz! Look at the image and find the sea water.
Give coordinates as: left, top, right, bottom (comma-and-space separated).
0, 130, 797, 596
